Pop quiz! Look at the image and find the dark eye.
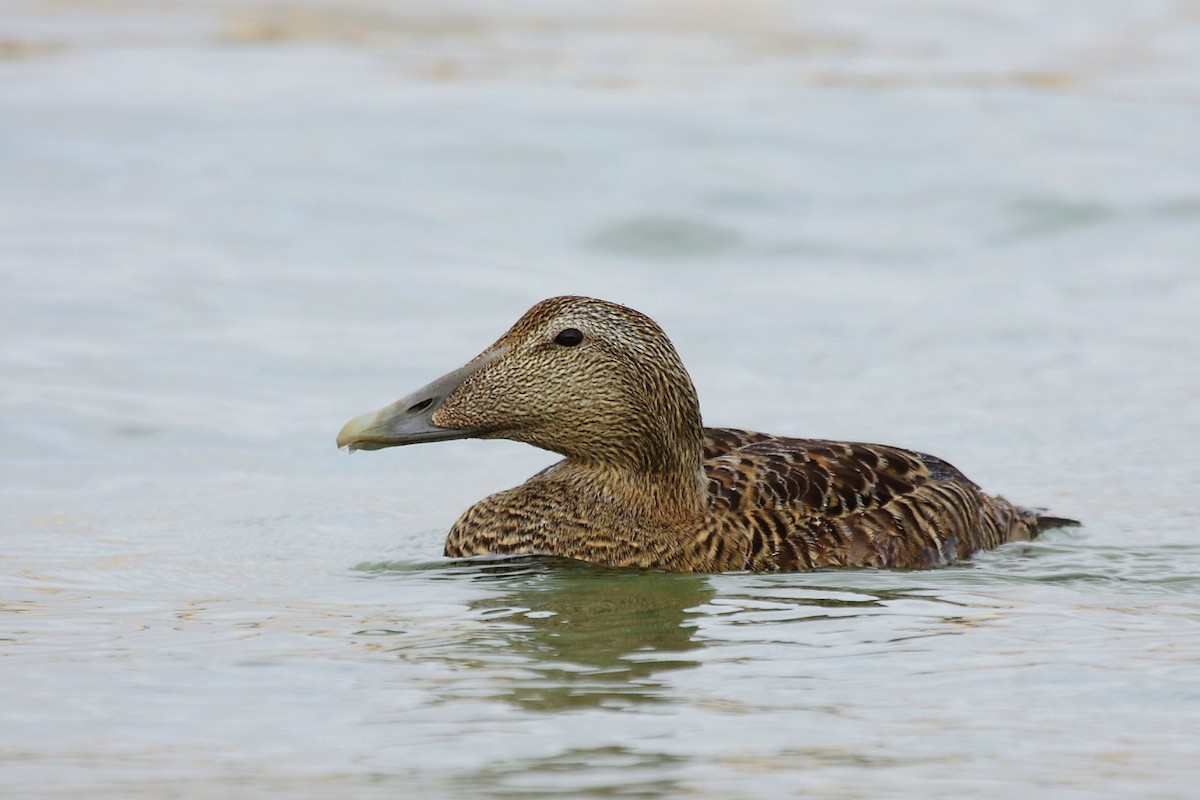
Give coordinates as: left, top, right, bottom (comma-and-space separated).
554, 327, 584, 347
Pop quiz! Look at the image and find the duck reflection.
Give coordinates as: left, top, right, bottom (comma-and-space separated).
363, 557, 714, 710
467, 558, 713, 710
353, 557, 951, 711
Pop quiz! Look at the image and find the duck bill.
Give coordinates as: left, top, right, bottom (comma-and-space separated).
336, 348, 502, 452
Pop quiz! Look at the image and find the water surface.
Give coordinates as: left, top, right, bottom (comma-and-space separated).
3, 2, 1199, 798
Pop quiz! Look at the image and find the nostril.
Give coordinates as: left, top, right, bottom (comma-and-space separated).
408, 398, 434, 414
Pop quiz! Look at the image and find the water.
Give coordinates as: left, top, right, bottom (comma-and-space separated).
3, 1, 1199, 797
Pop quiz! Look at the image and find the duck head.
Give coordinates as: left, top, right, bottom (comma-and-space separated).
337, 296, 704, 472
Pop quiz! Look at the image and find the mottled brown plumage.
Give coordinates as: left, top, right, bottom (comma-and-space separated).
338, 296, 1075, 572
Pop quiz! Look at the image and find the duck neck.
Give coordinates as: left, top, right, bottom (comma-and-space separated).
559, 455, 708, 523
561, 392, 708, 523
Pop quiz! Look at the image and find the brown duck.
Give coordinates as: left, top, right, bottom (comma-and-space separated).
338, 296, 1075, 572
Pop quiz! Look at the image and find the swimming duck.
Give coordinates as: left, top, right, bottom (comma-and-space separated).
338, 296, 1074, 572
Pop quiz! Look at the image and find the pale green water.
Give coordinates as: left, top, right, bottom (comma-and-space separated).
3, 2, 1200, 798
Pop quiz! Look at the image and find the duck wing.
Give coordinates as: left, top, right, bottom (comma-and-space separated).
702, 427, 1041, 569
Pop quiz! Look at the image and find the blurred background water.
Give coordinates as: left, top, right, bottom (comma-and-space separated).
2, 1, 1199, 798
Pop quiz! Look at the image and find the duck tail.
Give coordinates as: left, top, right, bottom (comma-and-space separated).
1035, 513, 1081, 533
997, 499, 1077, 544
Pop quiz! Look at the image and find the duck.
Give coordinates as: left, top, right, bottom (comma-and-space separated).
337, 295, 1076, 572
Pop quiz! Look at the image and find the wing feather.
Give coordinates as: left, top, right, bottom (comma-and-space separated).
702, 427, 1033, 569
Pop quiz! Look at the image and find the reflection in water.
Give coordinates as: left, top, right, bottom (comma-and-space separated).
350, 557, 977, 716
355, 557, 715, 710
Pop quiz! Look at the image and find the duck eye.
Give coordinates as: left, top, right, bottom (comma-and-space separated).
554, 327, 584, 347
